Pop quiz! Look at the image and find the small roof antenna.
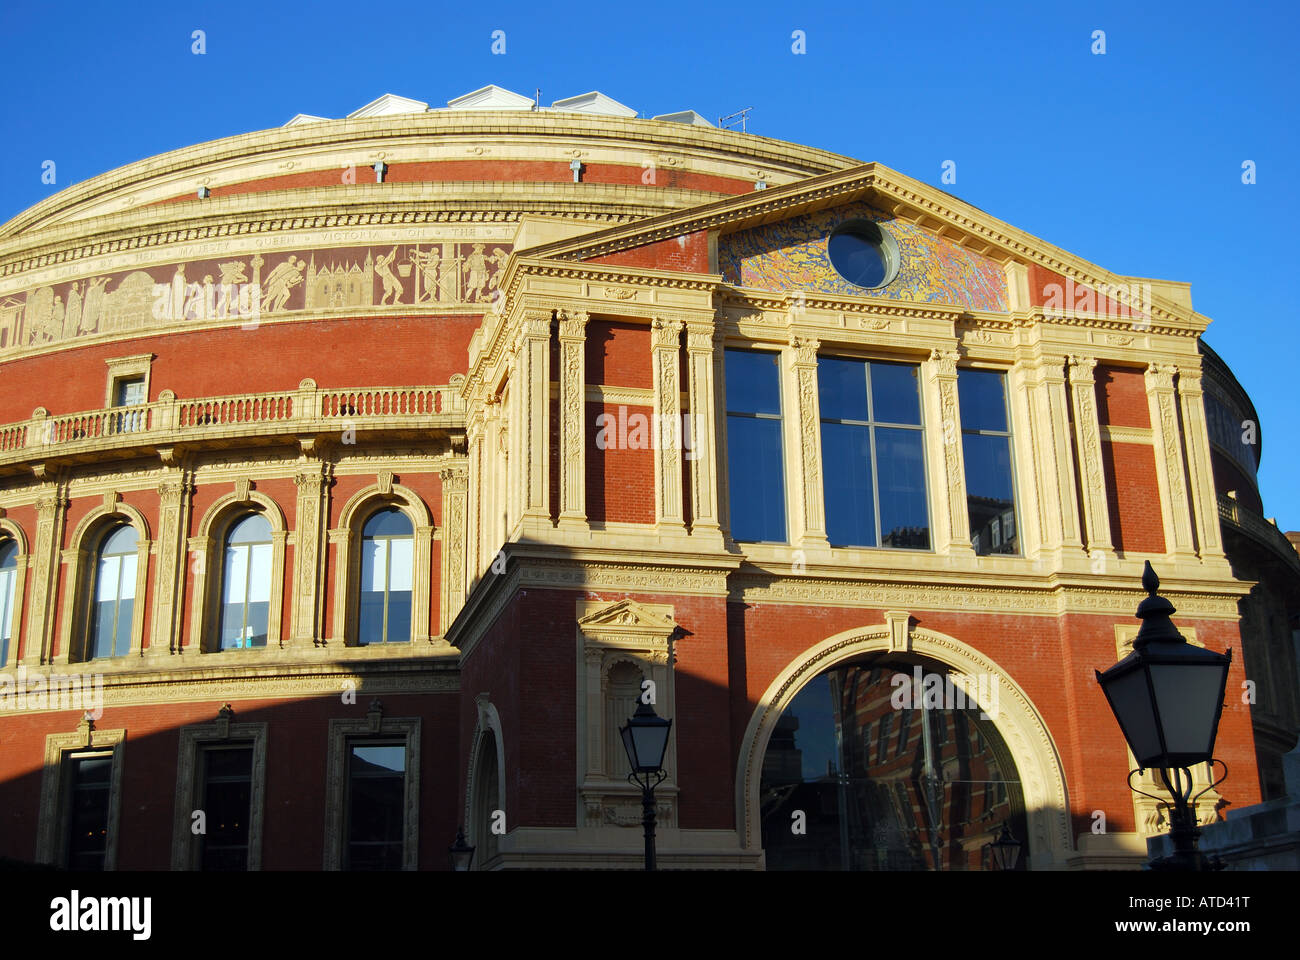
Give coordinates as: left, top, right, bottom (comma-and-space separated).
718, 107, 753, 133
533, 88, 540, 112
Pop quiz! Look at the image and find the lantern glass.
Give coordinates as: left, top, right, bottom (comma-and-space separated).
621, 706, 671, 774
1102, 665, 1162, 765
1149, 661, 1228, 759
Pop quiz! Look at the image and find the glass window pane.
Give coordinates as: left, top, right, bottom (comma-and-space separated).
101, 525, 137, 556
818, 357, 869, 422
228, 513, 271, 544
223, 545, 248, 605
363, 508, 412, 538
118, 554, 137, 601
201, 747, 252, 871
726, 415, 786, 542
96, 554, 121, 602
67, 755, 112, 870
347, 743, 405, 871
386, 538, 413, 593
362, 540, 386, 592
725, 350, 782, 415
359, 592, 384, 645
0, 566, 13, 663
963, 433, 1018, 555
874, 428, 930, 549
821, 421, 876, 547
247, 543, 272, 603
113, 598, 132, 657
870, 362, 922, 426
351, 745, 406, 773
958, 369, 1008, 433
384, 591, 411, 643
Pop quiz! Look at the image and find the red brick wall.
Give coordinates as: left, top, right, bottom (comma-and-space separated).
0, 314, 479, 423
1096, 365, 1150, 429
152, 162, 754, 207
0, 692, 460, 869
586, 231, 711, 274
587, 402, 654, 524
584, 320, 654, 524
1101, 441, 1166, 553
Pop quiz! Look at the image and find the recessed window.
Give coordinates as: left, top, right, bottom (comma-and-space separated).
198, 745, 254, 870
219, 513, 273, 650
359, 508, 413, 644
958, 369, 1020, 556
819, 357, 930, 549
90, 524, 139, 659
0, 540, 17, 666
346, 742, 407, 870
724, 349, 787, 543
65, 753, 113, 870
827, 220, 900, 290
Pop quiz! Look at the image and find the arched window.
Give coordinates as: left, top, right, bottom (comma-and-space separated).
219, 513, 273, 650
359, 508, 413, 644
89, 525, 138, 660
0, 539, 17, 666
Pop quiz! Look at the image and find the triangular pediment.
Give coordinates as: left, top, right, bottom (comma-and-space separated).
347, 93, 429, 119
514, 163, 1203, 327
550, 91, 637, 118
446, 84, 535, 110
577, 598, 676, 634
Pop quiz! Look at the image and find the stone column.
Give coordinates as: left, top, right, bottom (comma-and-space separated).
148, 470, 195, 657
1025, 356, 1083, 553
1175, 367, 1225, 561
651, 317, 686, 533
290, 460, 331, 647
557, 310, 588, 528
518, 312, 552, 525
684, 320, 720, 533
922, 348, 974, 557
1145, 363, 1198, 560
439, 467, 469, 636
24, 484, 68, 665
1067, 356, 1114, 558
786, 335, 829, 551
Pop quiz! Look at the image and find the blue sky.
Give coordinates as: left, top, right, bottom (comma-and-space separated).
1, 1, 1296, 527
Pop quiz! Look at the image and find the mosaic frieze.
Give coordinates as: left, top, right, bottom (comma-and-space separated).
718, 202, 1008, 312
0, 241, 512, 354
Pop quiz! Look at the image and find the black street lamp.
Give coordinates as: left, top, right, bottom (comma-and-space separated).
448, 826, 475, 872
620, 699, 672, 871
1095, 562, 1232, 871
985, 821, 1024, 871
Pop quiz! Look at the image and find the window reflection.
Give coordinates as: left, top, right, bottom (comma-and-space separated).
959, 370, 1019, 555
819, 358, 930, 549
725, 350, 787, 543
760, 657, 1027, 870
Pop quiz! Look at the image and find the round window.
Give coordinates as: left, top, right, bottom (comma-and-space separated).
827, 219, 900, 290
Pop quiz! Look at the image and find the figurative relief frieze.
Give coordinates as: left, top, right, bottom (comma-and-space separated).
1, 241, 513, 355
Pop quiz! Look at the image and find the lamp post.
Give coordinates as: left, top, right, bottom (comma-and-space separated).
448, 826, 475, 872
985, 821, 1024, 871
1095, 562, 1232, 871
620, 700, 672, 871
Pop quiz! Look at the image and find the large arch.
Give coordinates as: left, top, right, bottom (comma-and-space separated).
736, 617, 1074, 869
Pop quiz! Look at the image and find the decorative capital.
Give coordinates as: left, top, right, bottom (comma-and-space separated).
234, 477, 252, 502
651, 316, 684, 349
1067, 355, 1098, 381
558, 309, 589, 340
928, 348, 960, 378
101, 491, 121, 514
376, 470, 394, 495
520, 310, 553, 338
1144, 362, 1177, 392
790, 335, 820, 366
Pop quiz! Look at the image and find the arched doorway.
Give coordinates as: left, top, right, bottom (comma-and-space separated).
759, 655, 1027, 870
